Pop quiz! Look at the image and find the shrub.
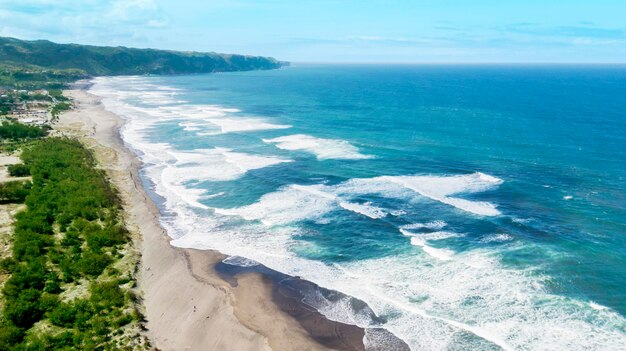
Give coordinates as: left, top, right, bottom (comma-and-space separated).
48, 302, 77, 328
51, 102, 71, 118
0, 319, 24, 351
90, 281, 125, 309
15, 210, 54, 235
3, 260, 48, 298
44, 272, 62, 294
3, 288, 44, 328
0, 180, 30, 203
0, 257, 16, 273
7, 164, 30, 177
115, 313, 133, 327
77, 251, 111, 277
72, 300, 95, 332
0, 121, 47, 140
11, 230, 53, 261
85, 225, 127, 250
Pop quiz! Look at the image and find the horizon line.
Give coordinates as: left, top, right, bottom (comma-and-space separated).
289, 61, 626, 65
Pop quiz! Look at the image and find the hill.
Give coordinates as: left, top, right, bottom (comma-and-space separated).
0, 36, 284, 76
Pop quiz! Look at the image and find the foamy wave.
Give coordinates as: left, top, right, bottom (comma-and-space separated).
218, 172, 502, 227
216, 184, 388, 225
152, 147, 292, 212
198, 117, 291, 134
401, 220, 448, 231
338, 201, 387, 219
205, 192, 225, 199
91, 77, 290, 138
90, 76, 185, 105
215, 184, 337, 225
420, 231, 462, 241
381, 172, 503, 216
222, 256, 260, 267
480, 233, 514, 243
320, 172, 495, 217
422, 245, 455, 261
400, 228, 460, 241
400, 228, 459, 260
263, 134, 373, 160
165, 147, 292, 183
332, 172, 503, 217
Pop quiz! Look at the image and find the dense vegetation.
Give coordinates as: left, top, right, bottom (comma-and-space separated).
0, 138, 148, 350
50, 102, 71, 119
0, 180, 30, 203
0, 63, 87, 90
0, 121, 48, 140
7, 164, 30, 177
0, 36, 284, 76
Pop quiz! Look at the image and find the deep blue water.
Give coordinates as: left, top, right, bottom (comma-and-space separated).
92, 65, 626, 350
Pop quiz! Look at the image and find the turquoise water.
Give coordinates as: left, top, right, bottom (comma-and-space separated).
91, 65, 626, 350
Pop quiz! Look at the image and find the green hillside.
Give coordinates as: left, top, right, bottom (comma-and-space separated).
0, 36, 284, 76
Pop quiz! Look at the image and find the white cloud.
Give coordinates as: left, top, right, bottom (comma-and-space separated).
0, 0, 169, 46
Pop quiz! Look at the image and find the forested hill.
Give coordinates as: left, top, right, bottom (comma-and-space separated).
0, 36, 285, 76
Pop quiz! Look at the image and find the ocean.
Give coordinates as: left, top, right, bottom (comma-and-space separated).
89, 64, 626, 350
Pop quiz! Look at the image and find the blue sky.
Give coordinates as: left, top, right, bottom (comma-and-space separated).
1, 0, 625, 63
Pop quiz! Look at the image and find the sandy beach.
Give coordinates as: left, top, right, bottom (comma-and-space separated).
55, 88, 369, 351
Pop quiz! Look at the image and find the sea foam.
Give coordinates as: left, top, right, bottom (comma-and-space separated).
168, 148, 287, 180
217, 172, 503, 228
400, 228, 460, 260
215, 184, 388, 225
199, 117, 291, 134
263, 134, 373, 160
381, 172, 503, 216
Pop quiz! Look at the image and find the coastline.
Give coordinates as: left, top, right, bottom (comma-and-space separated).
56, 87, 374, 351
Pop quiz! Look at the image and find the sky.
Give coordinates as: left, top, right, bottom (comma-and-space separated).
1, 0, 625, 63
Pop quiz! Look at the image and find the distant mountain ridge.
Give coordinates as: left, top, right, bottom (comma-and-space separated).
0, 36, 285, 76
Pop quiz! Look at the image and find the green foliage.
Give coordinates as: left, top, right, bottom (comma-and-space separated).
0, 96, 10, 116
0, 319, 23, 351
43, 272, 62, 294
77, 251, 112, 277
0, 180, 30, 203
2, 260, 48, 297
84, 224, 127, 251
48, 302, 79, 328
0, 121, 48, 140
3, 288, 46, 328
0, 36, 283, 77
7, 164, 30, 177
0, 257, 16, 273
50, 102, 71, 118
47, 90, 68, 101
17, 92, 51, 102
0, 138, 141, 350
90, 281, 126, 310
0, 63, 86, 90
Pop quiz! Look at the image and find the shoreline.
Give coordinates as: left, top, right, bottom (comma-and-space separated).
56, 87, 378, 350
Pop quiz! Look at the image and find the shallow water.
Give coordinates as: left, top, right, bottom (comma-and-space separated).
90, 64, 626, 350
